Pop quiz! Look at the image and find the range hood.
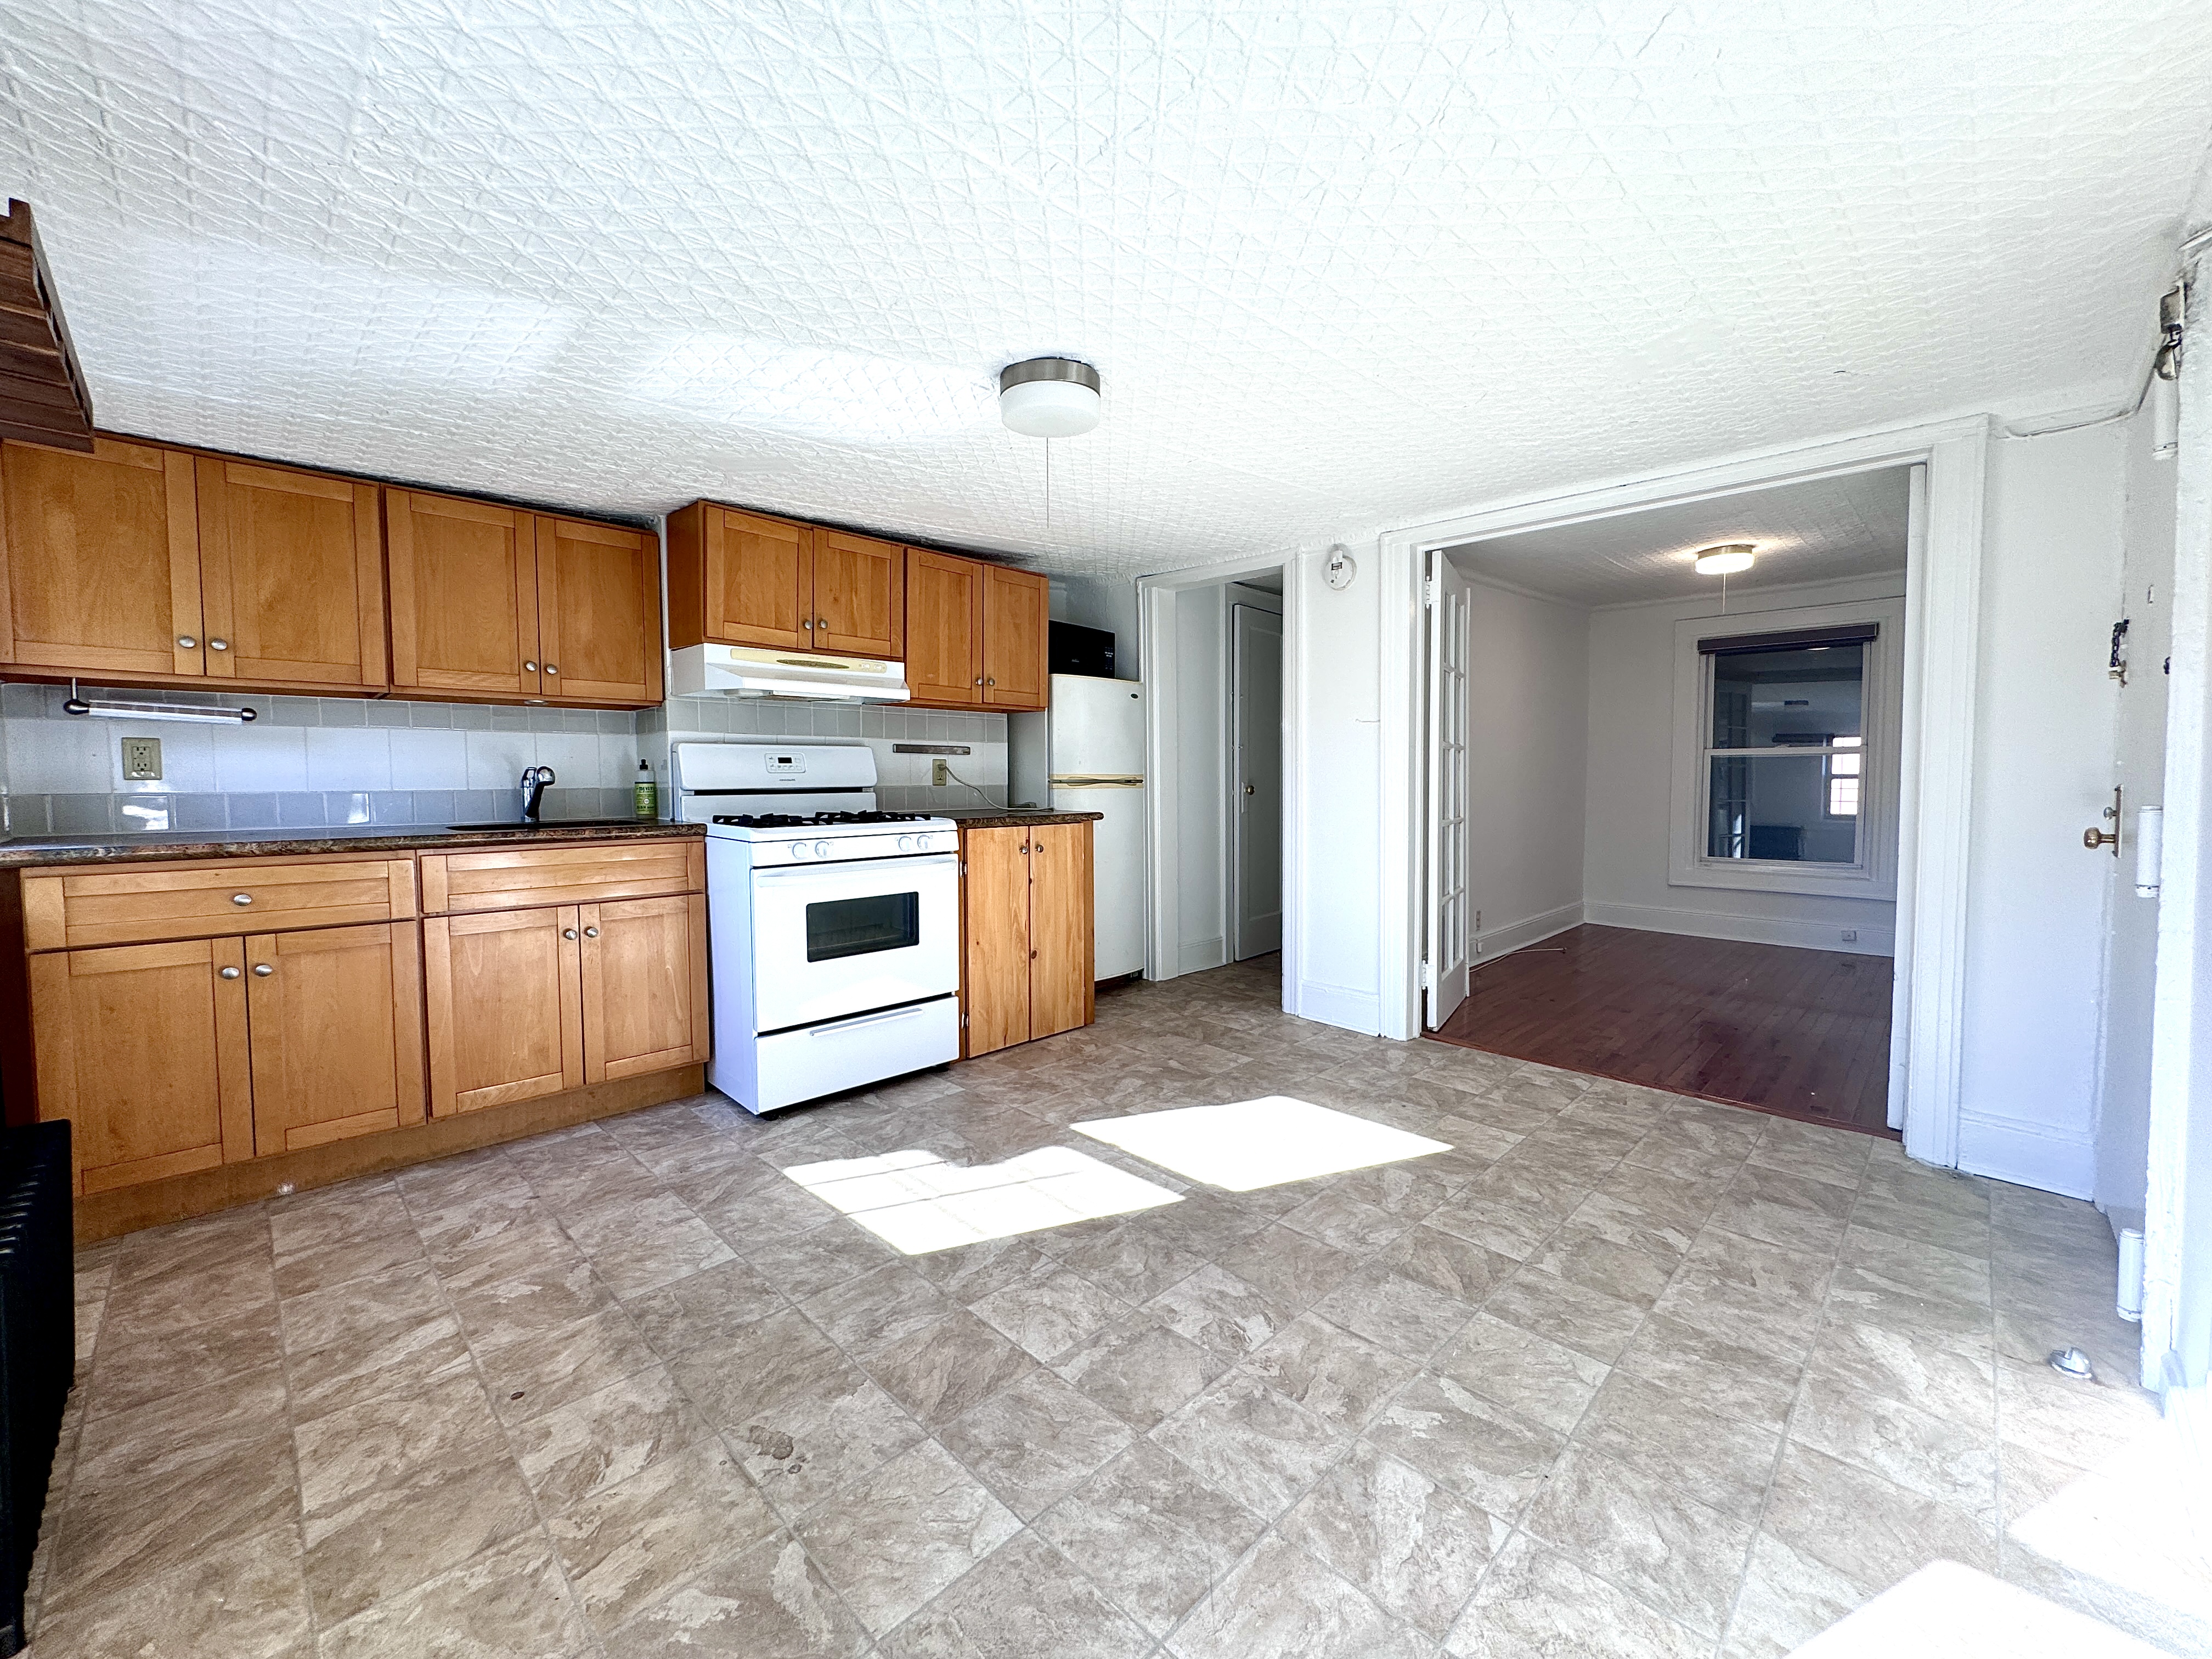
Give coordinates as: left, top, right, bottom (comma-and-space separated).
668, 643, 911, 702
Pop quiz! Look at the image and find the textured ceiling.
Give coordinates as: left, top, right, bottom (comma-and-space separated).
1447, 465, 1910, 606
2, 2, 2209, 578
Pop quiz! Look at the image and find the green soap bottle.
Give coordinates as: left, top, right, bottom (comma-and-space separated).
633, 760, 658, 820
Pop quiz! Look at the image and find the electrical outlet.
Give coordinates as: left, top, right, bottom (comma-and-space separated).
120, 736, 162, 780
932, 758, 951, 786
1841, 929, 1858, 943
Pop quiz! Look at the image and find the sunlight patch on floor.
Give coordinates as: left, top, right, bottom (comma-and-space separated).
1791, 1561, 2165, 1657
782, 1146, 1181, 1254
1073, 1096, 1452, 1191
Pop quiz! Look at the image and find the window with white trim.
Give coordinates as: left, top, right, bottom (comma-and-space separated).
1700, 627, 1871, 866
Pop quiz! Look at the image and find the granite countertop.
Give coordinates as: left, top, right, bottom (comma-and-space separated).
936, 808, 1104, 828
0, 819, 706, 868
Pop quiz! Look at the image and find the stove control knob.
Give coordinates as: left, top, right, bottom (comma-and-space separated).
896, 836, 915, 853
814, 841, 832, 859
791, 841, 812, 860
914, 833, 935, 852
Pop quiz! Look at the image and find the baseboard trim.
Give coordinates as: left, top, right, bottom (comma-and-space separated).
1474, 902, 1585, 963
1584, 900, 1894, 957
1296, 980, 1381, 1036
1957, 1109, 2095, 1199
75, 1064, 708, 1243
1177, 936, 1227, 975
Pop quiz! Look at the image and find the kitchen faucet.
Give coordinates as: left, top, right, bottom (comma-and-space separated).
520, 765, 554, 823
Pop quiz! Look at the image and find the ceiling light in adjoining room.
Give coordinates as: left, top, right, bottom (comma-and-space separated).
1693, 543, 1756, 575
1000, 358, 1102, 437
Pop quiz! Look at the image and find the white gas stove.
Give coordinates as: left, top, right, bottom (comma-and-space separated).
674, 741, 962, 1114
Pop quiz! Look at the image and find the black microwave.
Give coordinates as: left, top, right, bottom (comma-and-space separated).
1049, 620, 1115, 679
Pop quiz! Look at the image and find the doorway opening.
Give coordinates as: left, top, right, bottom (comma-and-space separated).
1420, 466, 1917, 1138
1141, 565, 1286, 1002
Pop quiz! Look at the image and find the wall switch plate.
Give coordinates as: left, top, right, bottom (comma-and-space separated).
121, 736, 162, 780
932, 758, 951, 786
1841, 929, 1858, 943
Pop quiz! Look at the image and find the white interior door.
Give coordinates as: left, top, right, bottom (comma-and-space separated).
1232, 603, 1283, 959
1425, 552, 1472, 1027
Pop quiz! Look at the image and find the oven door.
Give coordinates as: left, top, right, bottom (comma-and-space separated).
748, 853, 961, 1031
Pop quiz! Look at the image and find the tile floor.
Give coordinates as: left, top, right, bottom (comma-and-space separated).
26, 960, 2197, 1658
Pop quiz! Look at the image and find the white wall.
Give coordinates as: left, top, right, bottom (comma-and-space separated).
1950, 424, 2128, 1197
1463, 578, 1589, 955
1582, 575, 1905, 954
1170, 584, 1228, 973
2097, 401, 2179, 1226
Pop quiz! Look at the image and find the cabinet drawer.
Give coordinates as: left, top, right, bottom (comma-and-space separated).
419, 839, 704, 915
22, 857, 419, 951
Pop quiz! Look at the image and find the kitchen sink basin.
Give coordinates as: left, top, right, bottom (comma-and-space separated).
444, 819, 648, 832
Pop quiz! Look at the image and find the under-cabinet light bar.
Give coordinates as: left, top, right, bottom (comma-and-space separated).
63, 698, 257, 724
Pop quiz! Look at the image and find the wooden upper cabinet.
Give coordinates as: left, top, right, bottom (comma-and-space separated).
809, 530, 904, 659
667, 503, 808, 651
906, 549, 985, 704
196, 457, 386, 689
981, 563, 1049, 709
535, 515, 663, 704
386, 490, 540, 698
244, 922, 426, 1156
30, 935, 252, 1195
0, 436, 204, 676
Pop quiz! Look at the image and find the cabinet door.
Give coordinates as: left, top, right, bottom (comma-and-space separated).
962, 828, 1032, 1057
0, 436, 204, 676
422, 905, 583, 1115
535, 515, 663, 704
387, 490, 541, 697
906, 550, 984, 706
245, 923, 426, 1155
980, 565, 1049, 709
809, 530, 904, 659
706, 507, 808, 649
196, 458, 386, 688
1026, 823, 1094, 1040
578, 895, 709, 1083
29, 936, 251, 1194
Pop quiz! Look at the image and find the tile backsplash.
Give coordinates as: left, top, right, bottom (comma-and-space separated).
0, 681, 1007, 836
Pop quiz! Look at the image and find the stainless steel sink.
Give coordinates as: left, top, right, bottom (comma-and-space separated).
444, 819, 646, 832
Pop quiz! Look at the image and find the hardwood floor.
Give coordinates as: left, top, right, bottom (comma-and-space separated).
1426, 924, 1898, 1137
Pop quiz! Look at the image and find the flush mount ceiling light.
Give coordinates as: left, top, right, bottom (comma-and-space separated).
1693, 543, 1757, 575
999, 357, 1101, 437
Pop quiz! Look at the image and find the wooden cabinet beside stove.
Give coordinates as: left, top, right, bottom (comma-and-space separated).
959, 821, 1094, 1058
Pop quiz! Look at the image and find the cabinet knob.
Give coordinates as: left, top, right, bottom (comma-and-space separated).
818, 617, 829, 631
544, 664, 558, 675
208, 637, 229, 651
232, 893, 253, 906
177, 635, 198, 649
802, 619, 813, 629
986, 678, 995, 686
563, 927, 579, 939
974, 677, 984, 686
252, 963, 274, 977
219, 966, 241, 980
583, 926, 599, 938
524, 660, 539, 672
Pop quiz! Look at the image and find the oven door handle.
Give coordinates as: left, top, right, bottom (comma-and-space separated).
752, 853, 961, 888
807, 1001, 944, 1036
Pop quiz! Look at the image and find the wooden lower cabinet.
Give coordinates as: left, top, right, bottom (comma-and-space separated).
425, 890, 710, 1114
961, 822, 1095, 1058
29, 936, 252, 1195
245, 923, 425, 1155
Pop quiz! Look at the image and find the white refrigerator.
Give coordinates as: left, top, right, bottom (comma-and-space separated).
1013, 674, 1147, 980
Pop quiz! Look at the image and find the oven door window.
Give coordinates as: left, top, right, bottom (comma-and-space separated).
806, 891, 921, 962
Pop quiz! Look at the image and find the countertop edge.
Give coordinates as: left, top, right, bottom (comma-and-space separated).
940, 811, 1105, 828
0, 821, 708, 868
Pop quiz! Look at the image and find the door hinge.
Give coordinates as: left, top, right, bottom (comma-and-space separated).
1423, 577, 1436, 609
960, 1013, 969, 1029
1419, 956, 1434, 990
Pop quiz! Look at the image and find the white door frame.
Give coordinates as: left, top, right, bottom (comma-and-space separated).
1377, 415, 1991, 1170
1228, 596, 1285, 962
1137, 557, 1293, 988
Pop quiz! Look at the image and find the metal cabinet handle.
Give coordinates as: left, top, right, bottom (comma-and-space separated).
544, 664, 558, 675
208, 638, 229, 651
219, 966, 241, 980
563, 927, 579, 939
177, 635, 198, 649
524, 660, 539, 672
802, 619, 813, 629
252, 963, 274, 977
986, 677, 995, 686
974, 676, 984, 685
583, 926, 599, 938
232, 893, 253, 906
818, 617, 829, 631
